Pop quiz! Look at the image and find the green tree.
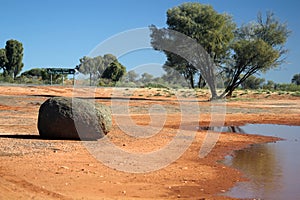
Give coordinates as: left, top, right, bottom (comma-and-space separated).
3, 40, 24, 79
21, 68, 44, 78
291, 73, 300, 85
166, 3, 235, 63
241, 75, 265, 89
220, 12, 290, 97
161, 66, 189, 87
263, 80, 276, 90
0, 48, 7, 71
151, 3, 290, 99
103, 54, 117, 69
163, 52, 197, 88
20, 68, 65, 84
126, 70, 139, 82
78, 54, 117, 86
140, 72, 154, 83
150, 2, 235, 98
78, 56, 101, 86
101, 60, 126, 82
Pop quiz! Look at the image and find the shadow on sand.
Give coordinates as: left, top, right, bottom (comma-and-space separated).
0, 134, 86, 141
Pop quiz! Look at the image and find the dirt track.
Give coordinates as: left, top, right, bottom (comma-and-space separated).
0, 85, 299, 200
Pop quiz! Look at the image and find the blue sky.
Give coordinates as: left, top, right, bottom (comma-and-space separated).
0, 0, 299, 83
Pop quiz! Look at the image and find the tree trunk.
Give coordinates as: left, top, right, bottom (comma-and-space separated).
197, 74, 206, 88
224, 84, 237, 98
204, 74, 218, 100
89, 73, 92, 86
209, 86, 218, 100
226, 89, 233, 97
189, 71, 194, 89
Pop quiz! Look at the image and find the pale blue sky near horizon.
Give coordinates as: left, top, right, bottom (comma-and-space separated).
0, 0, 299, 83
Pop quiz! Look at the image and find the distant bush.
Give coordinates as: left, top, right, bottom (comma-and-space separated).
98, 78, 116, 87
115, 81, 139, 88
291, 91, 300, 97
0, 74, 14, 83
276, 83, 300, 92
144, 82, 168, 88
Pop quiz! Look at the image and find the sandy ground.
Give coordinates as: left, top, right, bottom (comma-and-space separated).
0, 85, 299, 200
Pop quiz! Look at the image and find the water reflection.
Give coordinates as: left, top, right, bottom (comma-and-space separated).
219, 124, 300, 199
224, 144, 283, 199
199, 126, 245, 133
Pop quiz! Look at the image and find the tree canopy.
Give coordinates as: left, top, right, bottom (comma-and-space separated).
0, 39, 24, 79
77, 54, 117, 86
101, 60, 126, 82
220, 12, 290, 97
20, 68, 66, 84
125, 70, 139, 82
151, 3, 235, 99
291, 73, 300, 85
240, 75, 265, 89
150, 2, 290, 99
166, 3, 235, 62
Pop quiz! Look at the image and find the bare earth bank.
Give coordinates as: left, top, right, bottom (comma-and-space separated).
0, 85, 299, 200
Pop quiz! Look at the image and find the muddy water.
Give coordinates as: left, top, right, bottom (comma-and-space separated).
222, 124, 300, 199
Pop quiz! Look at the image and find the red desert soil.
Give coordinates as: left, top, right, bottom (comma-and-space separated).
0, 85, 299, 200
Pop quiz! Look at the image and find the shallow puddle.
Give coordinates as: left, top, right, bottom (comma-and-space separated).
221, 124, 300, 199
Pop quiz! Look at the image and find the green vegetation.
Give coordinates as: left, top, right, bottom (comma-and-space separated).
125, 70, 139, 82
241, 76, 265, 90
0, 2, 296, 100
291, 73, 300, 85
273, 83, 300, 92
150, 2, 290, 99
291, 91, 300, 97
101, 61, 126, 84
0, 40, 24, 80
144, 83, 168, 88
150, 2, 235, 98
77, 54, 119, 86
221, 12, 290, 98
20, 68, 66, 84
